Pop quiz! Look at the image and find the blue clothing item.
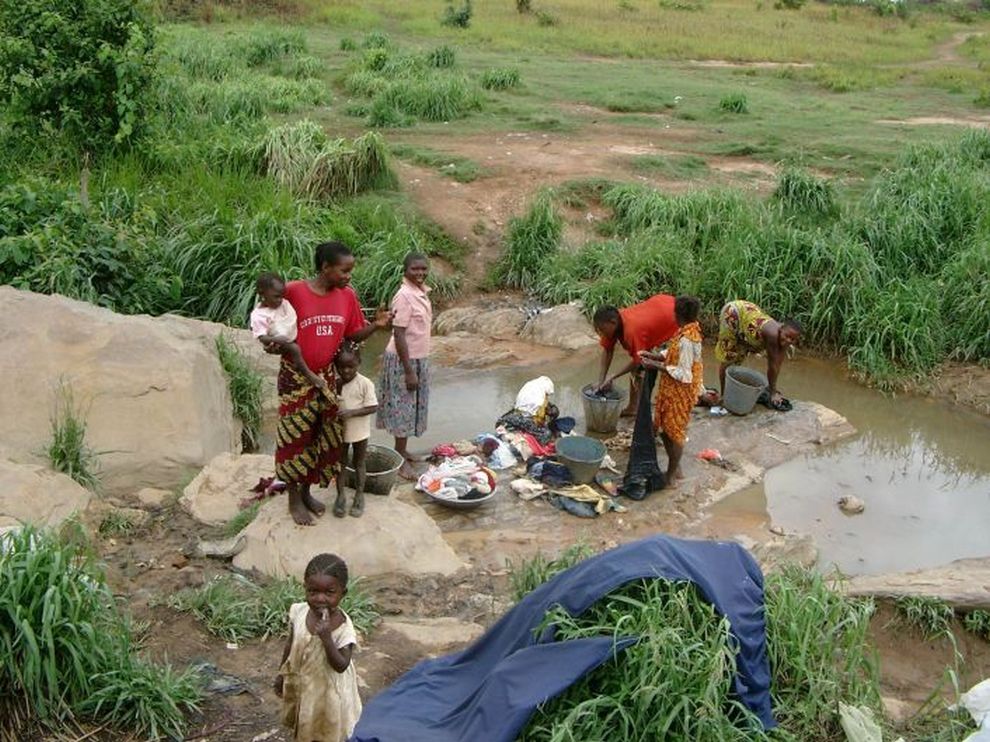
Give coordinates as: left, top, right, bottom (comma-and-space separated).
350, 535, 775, 742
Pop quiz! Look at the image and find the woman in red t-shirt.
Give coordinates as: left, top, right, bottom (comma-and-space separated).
264, 241, 390, 526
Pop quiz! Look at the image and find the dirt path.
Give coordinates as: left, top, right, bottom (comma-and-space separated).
393, 121, 777, 287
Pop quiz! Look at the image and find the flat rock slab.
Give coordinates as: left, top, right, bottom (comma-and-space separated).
181, 453, 275, 526
519, 303, 598, 350
842, 557, 990, 610
383, 617, 485, 649
0, 459, 92, 528
233, 495, 466, 579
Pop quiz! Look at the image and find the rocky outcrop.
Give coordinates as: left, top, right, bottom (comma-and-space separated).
180, 453, 275, 526
0, 459, 92, 527
520, 303, 597, 350
842, 557, 990, 610
0, 288, 276, 497
233, 495, 467, 579
434, 304, 525, 340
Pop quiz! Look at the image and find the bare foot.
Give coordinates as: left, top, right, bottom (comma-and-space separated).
302, 489, 326, 517
398, 461, 417, 481
288, 495, 314, 526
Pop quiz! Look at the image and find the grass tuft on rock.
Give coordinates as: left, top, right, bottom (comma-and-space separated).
46, 382, 100, 490
215, 334, 264, 452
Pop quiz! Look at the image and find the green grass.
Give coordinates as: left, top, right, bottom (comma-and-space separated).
493, 190, 563, 290
46, 382, 100, 490
895, 595, 956, 639
481, 66, 522, 90
0, 526, 200, 739
512, 553, 879, 741
317, 0, 975, 65
390, 142, 487, 181
167, 573, 380, 642
507, 130, 990, 388
98, 510, 139, 538
630, 153, 710, 179
962, 609, 990, 640
224, 501, 261, 536
719, 91, 749, 113
215, 334, 264, 452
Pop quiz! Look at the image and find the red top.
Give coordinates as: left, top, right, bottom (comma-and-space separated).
599, 293, 678, 363
283, 280, 366, 372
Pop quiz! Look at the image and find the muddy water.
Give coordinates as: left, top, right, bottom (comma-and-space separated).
358, 339, 990, 576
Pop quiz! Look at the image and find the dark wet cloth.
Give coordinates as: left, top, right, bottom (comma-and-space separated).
349, 535, 776, 742
527, 459, 573, 488
548, 494, 597, 518
757, 390, 793, 412
618, 367, 665, 500
496, 410, 554, 445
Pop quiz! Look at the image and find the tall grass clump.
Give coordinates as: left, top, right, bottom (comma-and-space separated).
772, 167, 838, 219
895, 595, 955, 640
341, 36, 484, 125
481, 67, 522, 90
719, 92, 749, 113
513, 555, 879, 740
168, 573, 380, 642
46, 382, 100, 489
0, 526, 200, 738
259, 121, 393, 201
215, 334, 264, 451
494, 191, 562, 289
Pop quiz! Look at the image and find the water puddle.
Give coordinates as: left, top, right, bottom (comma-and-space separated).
357, 339, 990, 576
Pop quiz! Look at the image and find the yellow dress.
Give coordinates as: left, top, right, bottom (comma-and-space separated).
280, 602, 362, 742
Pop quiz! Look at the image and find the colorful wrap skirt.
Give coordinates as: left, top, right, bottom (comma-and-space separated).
376, 351, 430, 438
274, 360, 343, 487
715, 300, 772, 366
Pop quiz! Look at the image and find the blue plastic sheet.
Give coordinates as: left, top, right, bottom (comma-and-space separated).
351, 535, 775, 742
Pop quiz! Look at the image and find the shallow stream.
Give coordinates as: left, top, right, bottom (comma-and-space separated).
359, 340, 990, 576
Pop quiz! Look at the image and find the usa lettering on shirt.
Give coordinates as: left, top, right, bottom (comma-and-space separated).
298, 313, 345, 336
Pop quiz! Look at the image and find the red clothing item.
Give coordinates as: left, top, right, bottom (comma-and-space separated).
283, 280, 366, 372
599, 293, 677, 362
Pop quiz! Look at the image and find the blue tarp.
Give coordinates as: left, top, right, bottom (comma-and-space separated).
351, 535, 775, 742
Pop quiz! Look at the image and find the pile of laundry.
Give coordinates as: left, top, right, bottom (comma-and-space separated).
416, 456, 497, 504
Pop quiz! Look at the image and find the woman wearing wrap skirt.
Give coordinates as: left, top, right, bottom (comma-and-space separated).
377, 253, 432, 481
267, 241, 391, 526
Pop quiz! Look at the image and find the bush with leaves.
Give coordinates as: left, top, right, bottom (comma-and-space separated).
0, 0, 156, 149
442, 0, 473, 27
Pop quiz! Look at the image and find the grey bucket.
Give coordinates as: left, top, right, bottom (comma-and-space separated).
343, 444, 404, 496
556, 435, 607, 485
581, 385, 626, 434
723, 366, 767, 416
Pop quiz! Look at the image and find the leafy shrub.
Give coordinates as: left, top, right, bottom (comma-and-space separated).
168, 573, 380, 642
495, 191, 562, 289
719, 92, 749, 113
481, 67, 522, 90
427, 45, 457, 68
0, 0, 156, 148
536, 9, 560, 25
215, 334, 264, 451
441, 0, 473, 27
0, 526, 200, 738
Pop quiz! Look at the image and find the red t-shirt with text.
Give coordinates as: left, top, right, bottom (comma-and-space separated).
283, 280, 366, 372
599, 293, 677, 362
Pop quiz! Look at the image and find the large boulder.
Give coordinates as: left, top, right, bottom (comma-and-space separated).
180, 452, 275, 526
520, 303, 597, 350
0, 459, 92, 527
434, 304, 525, 340
0, 288, 275, 497
234, 495, 467, 579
